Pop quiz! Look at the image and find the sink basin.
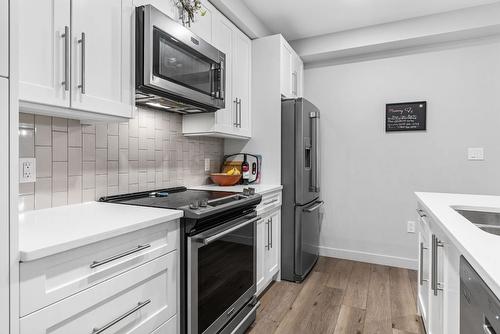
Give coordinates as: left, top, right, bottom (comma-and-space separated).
455, 208, 500, 236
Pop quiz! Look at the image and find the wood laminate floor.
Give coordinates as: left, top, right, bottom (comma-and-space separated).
246, 256, 425, 334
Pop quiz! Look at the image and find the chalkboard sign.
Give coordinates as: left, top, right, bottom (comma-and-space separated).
386, 101, 426, 132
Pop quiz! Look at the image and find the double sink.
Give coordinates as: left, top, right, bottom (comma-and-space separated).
455, 208, 500, 236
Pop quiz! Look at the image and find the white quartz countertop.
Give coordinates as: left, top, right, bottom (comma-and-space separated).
19, 202, 183, 262
416, 192, 500, 298
190, 184, 282, 195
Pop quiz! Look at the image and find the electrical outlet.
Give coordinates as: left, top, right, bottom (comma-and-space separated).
204, 158, 210, 172
19, 158, 36, 183
407, 221, 416, 233
468, 147, 484, 160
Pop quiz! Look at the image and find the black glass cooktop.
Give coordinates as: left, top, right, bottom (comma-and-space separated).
100, 187, 237, 209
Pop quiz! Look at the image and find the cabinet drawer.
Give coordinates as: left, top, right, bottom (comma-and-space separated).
20, 221, 179, 316
151, 315, 177, 334
20, 251, 178, 334
257, 191, 282, 215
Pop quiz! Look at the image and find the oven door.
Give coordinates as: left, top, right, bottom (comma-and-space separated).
188, 212, 257, 334
142, 5, 225, 110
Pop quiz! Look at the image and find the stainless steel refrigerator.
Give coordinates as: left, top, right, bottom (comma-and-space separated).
281, 98, 323, 282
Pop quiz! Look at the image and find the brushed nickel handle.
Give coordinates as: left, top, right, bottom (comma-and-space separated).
78, 32, 86, 94
238, 98, 242, 128
61, 26, 70, 91
269, 217, 273, 249
431, 234, 444, 295
90, 244, 151, 269
419, 242, 428, 285
233, 98, 239, 127
265, 218, 270, 250
92, 299, 151, 334
263, 198, 278, 206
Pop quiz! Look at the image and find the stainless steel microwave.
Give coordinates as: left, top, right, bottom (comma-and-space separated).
135, 5, 225, 113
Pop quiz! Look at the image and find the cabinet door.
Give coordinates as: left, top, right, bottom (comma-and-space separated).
0, 78, 8, 334
19, 0, 71, 107
0, 0, 7, 77
417, 225, 430, 327
265, 210, 280, 278
280, 42, 293, 98
187, 1, 212, 43
256, 217, 266, 294
294, 56, 304, 98
211, 13, 234, 133
71, 0, 133, 118
232, 30, 251, 137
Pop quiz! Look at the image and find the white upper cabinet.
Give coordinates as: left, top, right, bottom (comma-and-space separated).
19, 0, 134, 120
182, 9, 252, 139
0, 0, 8, 77
280, 42, 293, 98
19, 0, 71, 107
71, 0, 134, 118
232, 29, 251, 137
280, 38, 304, 98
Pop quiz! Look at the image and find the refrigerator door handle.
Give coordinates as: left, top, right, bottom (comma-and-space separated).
310, 111, 320, 192
303, 201, 324, 213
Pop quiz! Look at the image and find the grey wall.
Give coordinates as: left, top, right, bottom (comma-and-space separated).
18, 108, 224, 212
304, 38, 500, 268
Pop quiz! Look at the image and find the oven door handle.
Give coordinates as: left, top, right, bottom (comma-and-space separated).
195, 216, 260, 245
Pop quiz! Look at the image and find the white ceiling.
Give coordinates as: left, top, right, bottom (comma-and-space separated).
242, 0, 500, 40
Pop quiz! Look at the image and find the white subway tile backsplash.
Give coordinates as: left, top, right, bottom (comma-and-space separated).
35, 115, 52, 146
68, 176, 82, 204
19, 128, 34, 158
20, 108, 223, 211
68, 147, 82, 176
107, 135, 119, 160
35, 178, 52, 209
108, 123, 119, 136
95, 174, 107, 198
68, 120, 82, 147
95, 148, 107, 175
83, 134, 96, 161
35, 146, 52, 178
82, 162, 96, 189
52, 162, 68, 192
52, 131, 68, 162
52, 192, 68, 207
95, 124, 108, 148
107, 161, 118, 186
52, 117, 68, 132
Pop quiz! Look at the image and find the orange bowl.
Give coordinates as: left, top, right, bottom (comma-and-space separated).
210, 173, 242, 186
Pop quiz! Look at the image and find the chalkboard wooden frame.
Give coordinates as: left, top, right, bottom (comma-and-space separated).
385, 101, 427, 132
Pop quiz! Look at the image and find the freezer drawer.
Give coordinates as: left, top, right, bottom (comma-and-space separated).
293, 200, 322, 281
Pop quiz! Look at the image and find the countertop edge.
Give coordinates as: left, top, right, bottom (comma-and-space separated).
19, 211, 183, 262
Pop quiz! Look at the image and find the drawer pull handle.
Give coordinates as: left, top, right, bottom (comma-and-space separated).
90, 244, 151, 269
263, 198, 278, 206
92, 299, 151, 334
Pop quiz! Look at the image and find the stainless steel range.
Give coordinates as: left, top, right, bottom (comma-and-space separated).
100, 187, 262, 334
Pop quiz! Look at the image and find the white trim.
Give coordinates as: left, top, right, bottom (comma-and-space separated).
319, 245, 418, 270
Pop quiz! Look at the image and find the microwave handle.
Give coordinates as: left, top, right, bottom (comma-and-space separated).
219, 60, 225, 101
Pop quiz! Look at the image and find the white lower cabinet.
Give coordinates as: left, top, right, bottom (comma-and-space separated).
256, 190, 282, 295
20, 222, 180, 334
417, 206, 460, 334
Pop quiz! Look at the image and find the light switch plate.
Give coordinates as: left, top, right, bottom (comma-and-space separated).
19, 158, 36, 183
407, 221, 416, 233
204, 158, 210, 172
468, 147, 484, 161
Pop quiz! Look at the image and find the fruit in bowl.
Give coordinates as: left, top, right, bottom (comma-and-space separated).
210, 168, 241, 186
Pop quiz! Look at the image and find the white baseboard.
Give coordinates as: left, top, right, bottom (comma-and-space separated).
319, 245, 418, 270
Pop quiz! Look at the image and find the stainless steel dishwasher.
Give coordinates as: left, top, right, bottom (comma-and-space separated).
461, 256, 500, 334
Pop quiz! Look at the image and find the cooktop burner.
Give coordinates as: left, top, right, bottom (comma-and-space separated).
99, 186, 261, 219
